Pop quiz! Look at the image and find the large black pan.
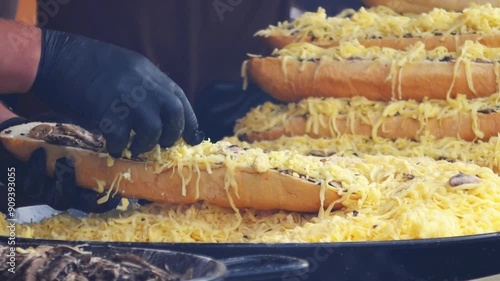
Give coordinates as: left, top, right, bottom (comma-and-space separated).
3, 205, 500, 281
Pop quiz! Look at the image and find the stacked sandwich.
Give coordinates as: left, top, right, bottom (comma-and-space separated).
4, 3, 500, 243
235, 3, 500, 173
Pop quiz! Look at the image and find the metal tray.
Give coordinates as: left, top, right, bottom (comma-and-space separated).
2, 205, 500, 281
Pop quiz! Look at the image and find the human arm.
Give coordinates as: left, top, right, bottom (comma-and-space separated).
0, 19, 204, 157
0, 19, 41, 94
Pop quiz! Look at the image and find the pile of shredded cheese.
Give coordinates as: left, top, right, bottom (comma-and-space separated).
225, 133, 500, 173
273, 40, 500, 63
2, 154, 500, 242
234, 93, 500, 141
255, 4, 500, 43
4, 1, 500, 242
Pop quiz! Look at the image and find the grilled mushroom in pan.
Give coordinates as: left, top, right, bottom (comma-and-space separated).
0, 245, 191, 281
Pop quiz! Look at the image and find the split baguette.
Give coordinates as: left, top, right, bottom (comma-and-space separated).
238, 111, 500, 143
0, 122, 352, 212
362, 0, 500, 14
257, 4, 500, 51
245, 57, 499, 102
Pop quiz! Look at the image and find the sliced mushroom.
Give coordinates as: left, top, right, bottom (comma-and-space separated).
28, 124, 54, 139
308, 150, 336, 157
58, 124, 104, 148
62, 272, 89, 281
28, 124, 104, 152
38, 255, 79, 280
478, 106, 500, 114
328, 181, 342, 188
449, 172, 481, 187
403, 173, 415, 181
0, 246, 179, 281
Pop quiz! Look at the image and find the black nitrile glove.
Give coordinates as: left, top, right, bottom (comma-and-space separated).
31, 29, 204, 158
0, 115, 121, 214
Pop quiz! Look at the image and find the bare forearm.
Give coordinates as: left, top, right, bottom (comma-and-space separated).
0, 19, 41, 94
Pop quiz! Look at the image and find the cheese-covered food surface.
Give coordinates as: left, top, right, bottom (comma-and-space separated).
1, 153, 500, 243
255, 4, 500, 43
3, 3, 500, 244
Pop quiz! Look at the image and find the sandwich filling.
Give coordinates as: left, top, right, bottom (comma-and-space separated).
27, 123, 105, 152
255, 4, 500, 43
225, 133, 500, 174
3, 153, 500, 243
0, 245, 188, 281
3, 122, 367, 209
272, 40, 500, 64
234, 93, 500, 142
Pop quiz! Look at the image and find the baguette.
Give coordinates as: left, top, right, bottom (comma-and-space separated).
234, 94, 500, 143
256, 4, 500, 51
0, 122, 364, 212
362, 0, 500, 14
243, 40, 500, 102
8, 151, 500, 243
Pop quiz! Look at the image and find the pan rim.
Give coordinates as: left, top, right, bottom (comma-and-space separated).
2, 231, 499, 248
3, 204, 500, 247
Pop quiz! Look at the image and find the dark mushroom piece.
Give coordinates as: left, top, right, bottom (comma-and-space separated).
28, 124, 54, 139
58, 124, 104, 148
28, 124, 105, 152
449, 172, 481, 187
308, 150, 336, 157
0, 245, 182, 281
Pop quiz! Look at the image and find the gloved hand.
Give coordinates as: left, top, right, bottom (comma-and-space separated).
31, 29, 204, 158
0, 115, 122, 214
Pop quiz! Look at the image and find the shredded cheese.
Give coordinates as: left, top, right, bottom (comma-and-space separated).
4, 154, 500, 243
136, 140, 369, 210
97, 174, 121, 205
116, 198, 130, 211
255, 4, 500, 44
225, 133, 500, 173
234, 92, 500, 141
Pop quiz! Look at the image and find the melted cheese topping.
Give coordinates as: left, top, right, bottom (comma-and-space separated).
3, 154, 500, 242
273, 40, 500, 63
135, 141, 365, 202
225, 133, 500, 173
234, 93, 500, 141
255, 4, 500, 43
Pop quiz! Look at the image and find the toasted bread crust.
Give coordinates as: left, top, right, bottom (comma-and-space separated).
241, 112, 500, 143
246, 57, 499, 102
0, 124, 344, 212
